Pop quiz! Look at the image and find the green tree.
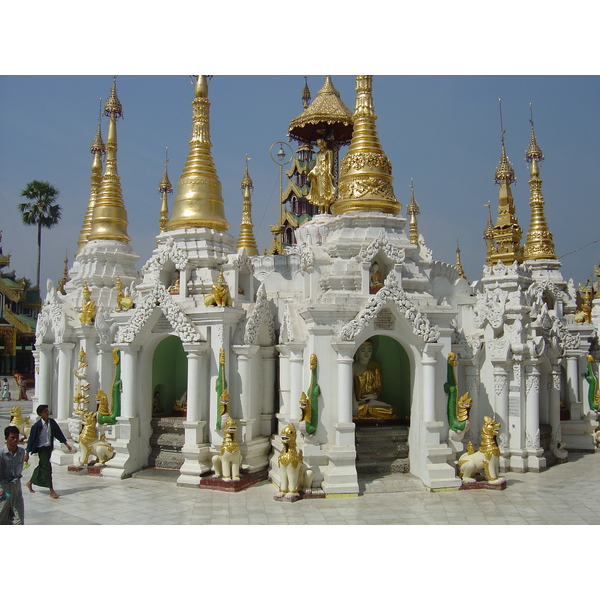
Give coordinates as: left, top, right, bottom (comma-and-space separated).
18, 180, 62, 290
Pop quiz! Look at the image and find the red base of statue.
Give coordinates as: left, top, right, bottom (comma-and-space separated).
200, 470, 268, 492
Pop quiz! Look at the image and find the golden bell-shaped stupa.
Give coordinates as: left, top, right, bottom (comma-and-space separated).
332, 76, 400, 216
166, 76, 229, 232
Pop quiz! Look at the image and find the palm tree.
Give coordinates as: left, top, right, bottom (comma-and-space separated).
18, 180, 62, 290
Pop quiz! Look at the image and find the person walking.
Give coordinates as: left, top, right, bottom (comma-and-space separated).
18, 374, 28, 401
25, 405, 71, 499
0, 425, 26, 524
1, 378, 10, 401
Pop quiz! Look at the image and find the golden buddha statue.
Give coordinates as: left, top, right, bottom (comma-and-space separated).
79, 281, 97, 325
307, 138, 335, 213
369, 261, 384, 294
353, 339, 396, 419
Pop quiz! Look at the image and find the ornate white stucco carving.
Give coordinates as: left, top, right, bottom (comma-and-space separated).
244, 283, 276, 345
474, 287, 508, 329
141, 237, 189, 278
359, 230, 406, 265
339, 271, 440, 342
299, 245, 315, 273
115, 283, 202, 343
279, 302, 293, 344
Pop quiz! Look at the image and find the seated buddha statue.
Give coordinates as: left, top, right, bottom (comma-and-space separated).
353, 339, 396, 419
369, 262, 384, 294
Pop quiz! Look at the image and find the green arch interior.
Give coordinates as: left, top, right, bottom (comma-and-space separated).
372, 335, 411, 422
152, 336, 187, 414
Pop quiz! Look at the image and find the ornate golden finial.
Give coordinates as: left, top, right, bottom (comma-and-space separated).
237, 156, 258, 256
406, 179, 420, 245
455, 240, 467, 279
158, 147, 173, 233
332, 76, 400, 216
76, 99, 106, 255
88, 77, 131, 243
56, 251, 70, 295
523, 104, 557, 261
482, 202, 495, 256
486, 100, 523, 266
166, 75, 229, 232
302, 76, 311, 110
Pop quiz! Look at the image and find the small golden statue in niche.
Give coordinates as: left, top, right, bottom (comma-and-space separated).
307, 138, 336, 213
167, 273, 180, 295
575, 287, 593, 324
204, 269, 232, 307
79, 281, 97, 325
115, 276, 134, 311
369, 261, 384, 294
352, 339, 396, 419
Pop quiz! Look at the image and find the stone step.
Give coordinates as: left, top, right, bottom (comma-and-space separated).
149, 431, 184, 452
148, 450, 185, 470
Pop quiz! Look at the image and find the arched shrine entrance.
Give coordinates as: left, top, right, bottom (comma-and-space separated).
148, 335, 188, 470
354, 335, 412, 477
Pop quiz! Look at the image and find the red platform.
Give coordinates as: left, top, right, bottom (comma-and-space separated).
199, 470, 268, 492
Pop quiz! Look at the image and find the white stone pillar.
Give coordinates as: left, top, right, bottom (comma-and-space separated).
288, 342, 305, 422
260, 347, 277, 437
549, 360, 567, 460
566, 352, 581, 420
422, 344, 442, 422
36, 343, 53, 411
275, 345, 291, 420
56, 342, 75, 419
119, 346, 138, 418
492, 361, 510, 452
184, 346, 201, 423
525, 362, 545, 470
232, 344, 259, 443
336, 346, 355, 426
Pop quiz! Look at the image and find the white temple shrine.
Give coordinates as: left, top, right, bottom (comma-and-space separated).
32, 75, 600, 497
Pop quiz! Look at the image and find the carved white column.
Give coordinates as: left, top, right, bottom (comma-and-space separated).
56, 342, 75, 419
492, 361, 509, 455
566, 352, 581, 420
275, 344, 291, 420
119, 346, 138, 418
36, 343, 53, 410
549, 360, 567, 459
232, 344, 259, 442
422, 344, 441, 422
260, 346, 276, 437
184, 346, 201, 422
333, 342, 355, 427
525, 361, 545, 471
288, 342, 305, 422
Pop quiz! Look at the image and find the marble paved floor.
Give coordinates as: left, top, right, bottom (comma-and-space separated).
15, 449, 600, 526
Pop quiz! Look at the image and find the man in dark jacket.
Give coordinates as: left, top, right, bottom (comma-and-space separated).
25, 405, 71, 499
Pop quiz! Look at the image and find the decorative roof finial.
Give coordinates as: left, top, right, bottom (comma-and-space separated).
166, 75, 229, 232
486, 99, 523, 266
88, 77, 131, 243
332, 76, 400, 216
302, 76, 311, 110
523, 104, 557, 261
406, 179, 420, 245
237, 155, 258, 257
158, 147, 173, 233
76, 99, 106, 254
455, 240, 467, 279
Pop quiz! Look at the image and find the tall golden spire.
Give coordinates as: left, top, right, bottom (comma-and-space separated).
455, 241, 467, 279
406, 179, 420, 245
523, 105, 557, 260
166, 76, 229, 232
237, 156, 258, 256
88, 77, 130, 243
486, 100, 523, 265
332, 76, 400, 216
302, 76, 311, 110
76, 100, 105, 254
158, 147, 173, 233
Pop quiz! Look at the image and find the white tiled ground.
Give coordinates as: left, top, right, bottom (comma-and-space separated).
3, 392, 600, 526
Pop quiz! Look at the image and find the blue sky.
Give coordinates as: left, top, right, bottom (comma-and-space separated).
1, 74, 599, 291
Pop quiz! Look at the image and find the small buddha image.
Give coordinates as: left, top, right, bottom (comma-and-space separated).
79, 281, 97, 325
369, 261, 384, 294
168, 273, 180, 295
353, 339, 396, 419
